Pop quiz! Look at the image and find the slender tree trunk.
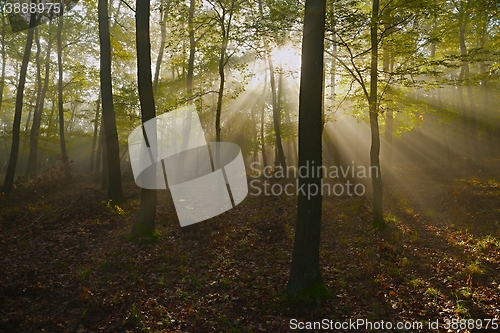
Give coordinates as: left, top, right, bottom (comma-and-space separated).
2, 8, 36, 195
101, 124, 108, 189
328, 1, 340, 169
215, 2, 234, 143
383, 23, 393, 169
251, 106, 258, 162
478, 15, 494, 158
90, 93, 101, 173
46, 96, 56, 138
66, 103, 75, 133
268, 55, 286, 170
98, 0, 124, 202
57, 4, 69, 177
132, 0, 158, 237
458, 1, 473, 162
215, 35, 227, 142
430, 7, 450, 165
287, 0, 327, 297
95, 116, 104, 182
25, 26, 45, 179
0, 6, 6, 112
369, 0, 385, 229
284, 97, 297, 167
153, 0, 169, 92
187, 0, 195, 95
260, 64, 268, 168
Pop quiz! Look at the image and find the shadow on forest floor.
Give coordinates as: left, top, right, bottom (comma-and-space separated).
0, 158, 499, 332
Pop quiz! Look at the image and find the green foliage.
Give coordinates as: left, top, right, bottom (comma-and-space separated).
126, 303, 144, 324
103, 200, 128, 216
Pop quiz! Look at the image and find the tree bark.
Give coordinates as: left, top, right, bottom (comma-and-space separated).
153, 0, 169, 92
328, 0, 340, 169
90, 93, 101, 173
2, 7, 36, 195
0, 5, 6, 112
98, 0, 124, 202
260, 64, 268, 168
57, 4, 68, 168
369, 0, 385, 229
215, 1, 234, 143
457, 0, 478, 162
267, 54, 286, 170
382, 22, 393, 169
187, 0, 195, 95
132, 0, 158, 237
287, 0, 328, 297
25, 24, 50, 179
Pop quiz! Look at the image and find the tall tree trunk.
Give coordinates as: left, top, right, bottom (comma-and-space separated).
153, 0, 169, 92
2, 7, 36, 195
284, 96, 297, 167
383, 22, 393, 169
57, 4, 69, 180
287, 0, 327, 297
260, 64, 268, 168
132, 0, 158, 237
268, 55, 286, 170
90, 93, 101, 173
0, 5, 6, 112
95, 116, 104, 182
98, 0, 124, 202
251, 106, 258, 162
257, 0, 268, 168
186, 0, 195, 95
101, 122, 108, 190
215, 2, 234, 142
328, 0, 340, 169
457, 1, 475, 162
25, 23, 51, 179
430, 5, 450, 165
46, 96, 56, 139
215, 35, 227, 142
215, 33, 228, 142
369, 0, 385, 229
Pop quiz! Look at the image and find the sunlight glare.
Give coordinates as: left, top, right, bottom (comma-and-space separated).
271, 46, 302, 73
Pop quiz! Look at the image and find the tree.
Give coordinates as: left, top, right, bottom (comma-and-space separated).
57, 3, 69, 169
0, 5, 6, 113
132, 0, 157, 238
368, 0, 385, 228
211, 0, 236, 142
287, 0, 328, 297
456, 0, 479, 162
187, 0, 195, 95
2, 6, 36, 195
98, 0, 124, 202
267, 42, 287, 172
260, 65, 268, 168
89, 93, 101, 173
25, 19, 54, 179
327, 0, 429, 229
153, 0, 170, 92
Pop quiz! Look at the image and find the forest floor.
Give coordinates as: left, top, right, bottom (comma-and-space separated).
0, 158, 499, 332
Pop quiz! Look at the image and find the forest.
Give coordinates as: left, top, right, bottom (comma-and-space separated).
0, 0, 499, 331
